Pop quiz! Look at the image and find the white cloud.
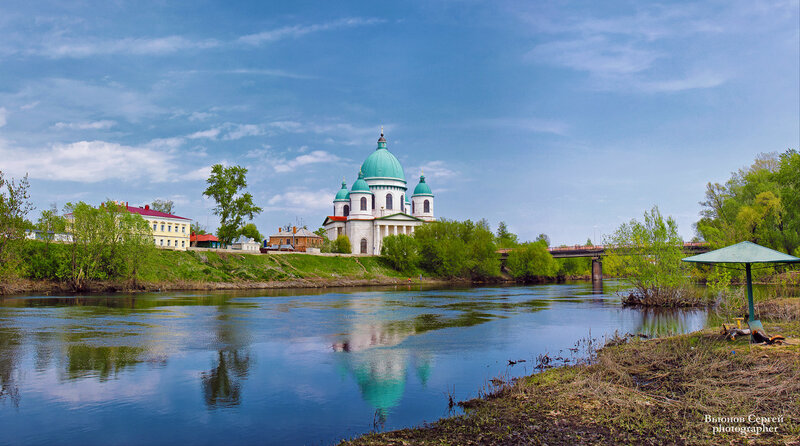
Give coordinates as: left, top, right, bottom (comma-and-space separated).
187, 128, 221, 140
20, 101, 39, 110
267, 189, 334, 211
181, 165, 213, 181
251, 149, 343, 173
223, 124, 264, 140
0, 139, 176, 183
527, 36, 659, 76
53, 120, 116, 130
0, 107, 6, 127
238, 17, 384, 46
267, 120, 382, 146
634, 72, 728, 93
188, 111, 215, 121
411, 160, 458, 180
39, 36, 220, 58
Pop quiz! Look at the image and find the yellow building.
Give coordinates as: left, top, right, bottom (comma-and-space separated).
126, 204, 192, 251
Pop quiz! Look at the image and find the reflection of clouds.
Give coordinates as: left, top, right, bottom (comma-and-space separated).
25, 368, 161, 406
332, 322, 415, 352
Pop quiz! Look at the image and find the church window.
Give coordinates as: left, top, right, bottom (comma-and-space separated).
412, 201, 415, 214
424, 200, 430, 213
401, 195, 405, 213
386, 194, 393, 210
372, 195, 375, 210
360, 197, 367, 211
343, 205, 350, 216
360, 238, 367, 254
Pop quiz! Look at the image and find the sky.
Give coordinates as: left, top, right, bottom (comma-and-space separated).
0, 0, 798, 245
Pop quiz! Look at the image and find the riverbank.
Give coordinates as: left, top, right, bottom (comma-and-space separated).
0, 249, 492, 295
343, 310, 800, 445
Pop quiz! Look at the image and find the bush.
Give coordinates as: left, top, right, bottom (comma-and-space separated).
414, 219, 500, 279
506, 241, 557, 280
333, 235, 352, 254
381, 234, 419, 272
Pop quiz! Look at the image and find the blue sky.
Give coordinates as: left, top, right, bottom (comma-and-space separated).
0, 0, 797, 244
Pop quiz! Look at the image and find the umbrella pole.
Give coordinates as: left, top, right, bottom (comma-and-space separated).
746, 263, 755, 322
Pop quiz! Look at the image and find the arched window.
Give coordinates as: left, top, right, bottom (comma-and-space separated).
372, 195, 375, 209
401, 195, 404, 213
343, 205, 350, 216
360, 238, 367, 254
360, 197, 367, 211
333, 205, 336, 216
412, 201, 415, 214
424, 199, 430, 213
386, 194, 393, 210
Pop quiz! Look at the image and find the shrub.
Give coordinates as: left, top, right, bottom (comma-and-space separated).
506, 241, 557, 280
414, 219, 500, 279
381, 234, 419, 272
332, 235, 352, 254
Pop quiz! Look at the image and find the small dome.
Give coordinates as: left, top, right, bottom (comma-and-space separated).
412, 174, 433, 196
360, 132, 406, 182
334, 180, 350, 201
351, 171, 373, 194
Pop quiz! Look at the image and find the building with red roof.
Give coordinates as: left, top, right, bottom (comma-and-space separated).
190, 233, 221, 249
125, 203, 192, 250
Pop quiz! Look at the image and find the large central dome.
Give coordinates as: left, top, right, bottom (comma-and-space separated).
360, 132, 406, 183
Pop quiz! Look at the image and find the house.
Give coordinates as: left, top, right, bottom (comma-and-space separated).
126, 204, 192, 251
231, 235, 260, 252
267, 227, 323, 252
322, 130, 433, 254
25, 229, 73, 243
190, 233, 221, 249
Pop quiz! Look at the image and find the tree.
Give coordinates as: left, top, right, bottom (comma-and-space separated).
239, 223, 262, 242
381, 234, 419, 272
506, 240, 557, 280
607, 206, 690, 305
62, 201, 155, 290
414, 219, 500, 279
495, 221, 518, 248
0, 172, 34, 278
36, 204, 67, 243
191, 222, 208, 235
202, 164, 262, 245
332, 235, 352, 254
585, 238, 593, 247
314, 228, 334, 253
535, 233, 550, 247
151, 199, 174, 214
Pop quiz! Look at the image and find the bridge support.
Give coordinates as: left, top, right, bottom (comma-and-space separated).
591, 257, 602, 282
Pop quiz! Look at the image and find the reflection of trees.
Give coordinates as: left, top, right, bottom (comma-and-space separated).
65, 345, 146, 380
201, 350, 250, 407
633, 308, 707, 337
201, 306, 252, 409
0, 324, 21, 407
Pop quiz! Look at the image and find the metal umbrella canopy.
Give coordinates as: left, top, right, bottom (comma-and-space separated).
682, 241, 800, 330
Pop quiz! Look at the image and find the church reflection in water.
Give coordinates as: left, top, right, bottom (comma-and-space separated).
332, 318, 432, 427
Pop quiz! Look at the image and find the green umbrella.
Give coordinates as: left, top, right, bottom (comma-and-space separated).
682, 241, 800, 333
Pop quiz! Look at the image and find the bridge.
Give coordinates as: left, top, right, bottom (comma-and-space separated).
498, 242, 710, 282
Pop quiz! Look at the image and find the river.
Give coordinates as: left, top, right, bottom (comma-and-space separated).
0, 281, 707, 445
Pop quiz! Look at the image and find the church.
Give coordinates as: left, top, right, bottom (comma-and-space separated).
322, 130, 434, 255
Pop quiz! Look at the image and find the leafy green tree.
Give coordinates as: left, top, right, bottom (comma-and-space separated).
535, 233, 550, 247
506, 240, 557, 280
332, 235, 352, 254
414, 219, 500, 279
203, 164, 263, 245
556, 256, 591, 277
495, 221, 518, 248
0, 172, 34, 278
150, 199, 174, 214
381, 234, 419, 272
585, 238, 593, 247
239, 223, 262, 242
314, 228, 334, 253
36, 204, 67, 243
607, 206, 689, 303
62, 201, 155, 290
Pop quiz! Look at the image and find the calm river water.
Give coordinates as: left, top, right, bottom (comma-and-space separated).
0, 282, 707, 445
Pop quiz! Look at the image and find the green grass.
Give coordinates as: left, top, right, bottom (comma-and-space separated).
136, 250, 409, 284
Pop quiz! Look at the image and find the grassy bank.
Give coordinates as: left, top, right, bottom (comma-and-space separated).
0, 249, 436, 295
343, 302, 800, 445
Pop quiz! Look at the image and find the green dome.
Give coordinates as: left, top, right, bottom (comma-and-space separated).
334, 180, 350, 201
360, 133, 406, 182
412, 174, 433, 196
351, 171, 373, 194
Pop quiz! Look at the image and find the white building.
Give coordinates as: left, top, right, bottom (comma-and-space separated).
231, 235, 260, 252
322, 130, 435, 254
